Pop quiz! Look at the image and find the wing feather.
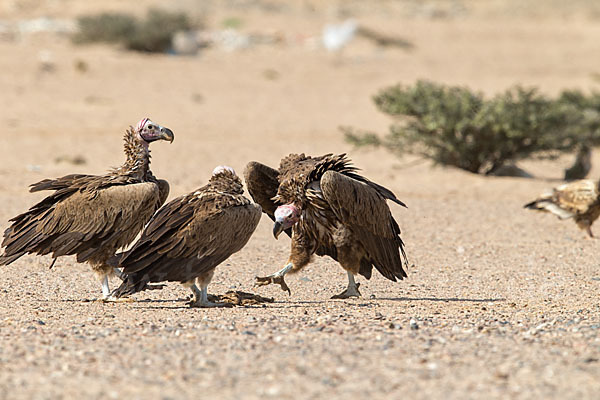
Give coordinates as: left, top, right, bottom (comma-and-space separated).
0, 181, 161, 265
554, 180, 598, 214
525, 180, 599, 218
320, 170, 407, 281
244, 161, 292, 237
113, 199, 261, 297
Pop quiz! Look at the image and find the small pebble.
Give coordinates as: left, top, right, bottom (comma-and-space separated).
410, 319, 419, 330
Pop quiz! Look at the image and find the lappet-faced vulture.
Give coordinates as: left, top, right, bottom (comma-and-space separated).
0, 118, 173, 299
525, 178, 600, 238
110, 166, 262, 307
245, 153, 408, 298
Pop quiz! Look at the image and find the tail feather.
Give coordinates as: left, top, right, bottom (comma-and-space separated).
524, 198, 574, 219
524, 200, 543, 209
112, 274, 149, 298
0, 253, 24, 266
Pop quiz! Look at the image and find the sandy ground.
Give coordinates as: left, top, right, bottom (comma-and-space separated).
0, 1, 599, 399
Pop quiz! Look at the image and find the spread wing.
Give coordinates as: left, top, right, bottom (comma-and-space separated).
524, 179, 599, 219
320, 170, 407, 281
0, 179, 161, 265
112, 196, 262, 297
244, 161, 292, 237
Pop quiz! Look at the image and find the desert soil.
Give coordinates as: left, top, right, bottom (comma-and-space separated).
0, 1, 599, 399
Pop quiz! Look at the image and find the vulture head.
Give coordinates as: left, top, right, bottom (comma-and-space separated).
212, 165, 236, 176
135, 118, 174, 144
273, 204, 301, 239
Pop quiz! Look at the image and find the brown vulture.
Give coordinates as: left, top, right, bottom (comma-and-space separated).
525, 179, 600, 238
110, 166, 262, 307
0, 118, 174, 299
244, 153, 408, 298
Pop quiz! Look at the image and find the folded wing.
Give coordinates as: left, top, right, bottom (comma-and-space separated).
320, 170, 408, 281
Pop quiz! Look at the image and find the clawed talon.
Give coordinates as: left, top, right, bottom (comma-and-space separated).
255, 275, 291, 295
331, 282, 361, 299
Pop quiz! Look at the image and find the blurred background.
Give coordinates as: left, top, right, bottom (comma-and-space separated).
1, 0, 600, 192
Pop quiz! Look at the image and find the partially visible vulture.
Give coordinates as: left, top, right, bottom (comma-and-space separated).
0, 118, 174, 299
525, 179, 600, 238
245, 153, 408, 298
564, 144, 592, 181
110, 166, 262, 307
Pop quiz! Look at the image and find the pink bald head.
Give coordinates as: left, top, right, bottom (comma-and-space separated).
273, 204, 300, 238
275, 204, 300, 226
134, 118, 174, 143
135, 118, 151, 132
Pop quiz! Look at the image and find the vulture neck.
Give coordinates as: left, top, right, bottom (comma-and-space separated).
209, 172, 244, 194
118, 129, 152, 180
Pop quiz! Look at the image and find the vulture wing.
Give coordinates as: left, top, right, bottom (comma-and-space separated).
320, 170, 407, 281
113, 195, 262, 297
29, 174, 92, 193
553, 180, 598, 214
0, 180, 161, 265
244, 161, 292, 237
156, 178, 170, 207
524, 179, 599, 219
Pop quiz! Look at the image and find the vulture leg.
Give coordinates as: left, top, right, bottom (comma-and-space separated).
102, 271, 134, 302
255, 263, 292, 295
189, 271, 233, 308
113, 267, 126, 281
101, 276, 111, 299
586, 226, 594, 238
331, 271, 361, 299
183, 281, 202, 304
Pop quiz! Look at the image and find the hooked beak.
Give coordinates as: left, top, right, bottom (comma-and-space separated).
273, 221, 284, 239
159, 127, 174, 143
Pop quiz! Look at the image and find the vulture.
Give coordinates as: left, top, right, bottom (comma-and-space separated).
525, 179, 600, 238
110, 166, 262, 308
564, 144, 592, 181
0, 118, 174, 299
244, 153, 408, 299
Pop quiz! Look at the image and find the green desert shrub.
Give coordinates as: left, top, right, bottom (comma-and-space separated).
72, 9, 192, 53
125, 9, 191, 52
345, 80, 600, 174
72, 13, 136, 44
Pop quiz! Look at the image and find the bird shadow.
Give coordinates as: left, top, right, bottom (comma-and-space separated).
61, 296, 505, 307
378, 297, 505, 303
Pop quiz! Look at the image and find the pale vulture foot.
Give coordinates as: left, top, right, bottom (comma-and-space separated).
331, 272, 362, 299
99, 275, 134, 302
255, 263, 293, 295
187, 284, 234, 308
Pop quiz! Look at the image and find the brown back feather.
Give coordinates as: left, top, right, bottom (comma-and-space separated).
112, 171, 261, 298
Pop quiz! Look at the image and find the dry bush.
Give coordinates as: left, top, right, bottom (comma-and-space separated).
345, 81, 600, 174
73, 9, 193, 53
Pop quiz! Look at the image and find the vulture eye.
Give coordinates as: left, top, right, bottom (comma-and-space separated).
147, 124, 154, 130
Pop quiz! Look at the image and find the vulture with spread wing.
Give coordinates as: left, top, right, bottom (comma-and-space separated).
0, 118, 174, 299
525, 179, 600, 238
110, 166, 262, 307
245, 153, 408, 298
